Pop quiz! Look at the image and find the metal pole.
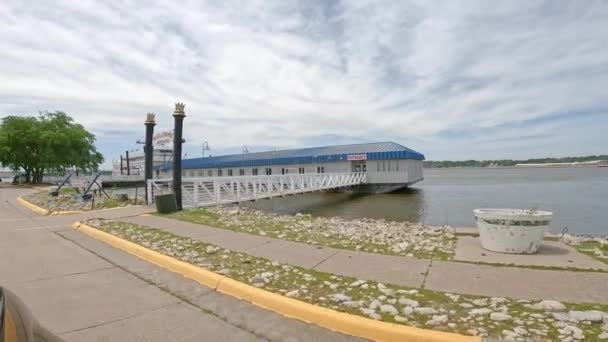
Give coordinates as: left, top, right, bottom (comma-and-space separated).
120, 155, 124, 175
172, 102, 186, 210
126, 150, 130, 176
144, 113, 156, 205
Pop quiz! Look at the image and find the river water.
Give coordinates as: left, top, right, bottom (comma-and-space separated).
241, 167, 608, 235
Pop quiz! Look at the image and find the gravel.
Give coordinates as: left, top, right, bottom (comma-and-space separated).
171, 206, 457, 259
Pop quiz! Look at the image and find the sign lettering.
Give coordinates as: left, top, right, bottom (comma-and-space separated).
347, 154, 367, 161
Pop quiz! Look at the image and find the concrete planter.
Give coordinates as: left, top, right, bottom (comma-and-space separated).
473, 208, 553, 254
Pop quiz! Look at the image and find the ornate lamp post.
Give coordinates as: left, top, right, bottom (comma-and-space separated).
144, 113, 156, 205
172, 103, 185, 210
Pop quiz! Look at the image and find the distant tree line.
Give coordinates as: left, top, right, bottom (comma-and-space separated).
0, 111, 103, 183
424, 155, 608, 168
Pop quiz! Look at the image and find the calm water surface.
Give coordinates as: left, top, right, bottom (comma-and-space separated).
241, 167, 608, 235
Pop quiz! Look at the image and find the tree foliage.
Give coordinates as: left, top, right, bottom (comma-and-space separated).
0, 111, 104, 183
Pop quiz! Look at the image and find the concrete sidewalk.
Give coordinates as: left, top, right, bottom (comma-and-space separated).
124, 214, 608, 304
1, 185, 362, 341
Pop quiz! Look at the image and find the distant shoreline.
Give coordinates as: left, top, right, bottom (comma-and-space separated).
424, 164, 607, 169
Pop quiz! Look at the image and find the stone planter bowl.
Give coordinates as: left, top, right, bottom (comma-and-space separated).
473, 208, 553, 254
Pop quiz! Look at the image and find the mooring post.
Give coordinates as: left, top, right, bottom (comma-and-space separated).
172, 102, 186, 210
144, 113, 156, 205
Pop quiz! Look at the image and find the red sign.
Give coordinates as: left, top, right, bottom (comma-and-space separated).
347, 154, 367, 161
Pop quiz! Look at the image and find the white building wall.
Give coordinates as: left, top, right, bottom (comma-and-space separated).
158, 159, 424, 185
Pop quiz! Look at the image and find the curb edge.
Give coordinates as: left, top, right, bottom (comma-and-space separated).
72, 221, 480, 342
16, 196, 50, 215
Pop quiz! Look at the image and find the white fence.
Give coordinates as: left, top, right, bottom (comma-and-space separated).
147, 172, 367, 208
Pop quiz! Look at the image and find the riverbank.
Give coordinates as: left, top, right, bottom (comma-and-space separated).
83, 217, 608, 341
239, 167, 608, 235
162, 207, 457, 260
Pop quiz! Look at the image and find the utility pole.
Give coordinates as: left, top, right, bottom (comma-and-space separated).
172, 102, 185, 210
144, 113, 156, 205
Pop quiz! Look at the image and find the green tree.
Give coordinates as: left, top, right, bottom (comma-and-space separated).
0, 111, 104, 183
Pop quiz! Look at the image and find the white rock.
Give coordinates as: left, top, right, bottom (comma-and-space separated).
271, 261, 280, 266
598, 332, 608, 339
370, 300, 381, 310
342, 300, 363, 308
491, 297, 509, 304
330, 294, 351, 303
349, 280, 366, 288
431, 315, 448, 324
446, 294, 461, 301
466, 329, 478, 336
552, 312, 569, 321
250, 276, 265, 284
329, 283, 339, 290
459, 303, 474, 309
285, 290, 299, 297
472, 299, 488, 306
217, 268, 230, 275
379, 304, 399, 315
402, 306, 414, 316
568, 310, 605, 322
469, 308, 492, 316
379, 288, 395, 296
526, 300, 566, 311
490, 312, 512, 321
447, 323, 457, 329
377, 283, 387, 289
386, 298, 397, 305
260, 272, 274, 278
513, 327, 527, 336
369, 313, 382, 320
394, 315, 408, 323
398, 298, 420, 308
360, 308, 382, 320
206, 246, 219, 254
414, 307, 437, 315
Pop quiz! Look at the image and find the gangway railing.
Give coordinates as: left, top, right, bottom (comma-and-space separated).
147, 172, 367, 208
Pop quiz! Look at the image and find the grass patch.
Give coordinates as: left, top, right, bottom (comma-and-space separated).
574, 241, 608, 265
157, 207, 456, 260
87, 219, 608, 341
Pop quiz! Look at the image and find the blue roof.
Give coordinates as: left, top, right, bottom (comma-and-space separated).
156, 141, 424, 170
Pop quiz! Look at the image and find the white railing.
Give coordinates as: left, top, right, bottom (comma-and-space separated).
147, 172, 367, 208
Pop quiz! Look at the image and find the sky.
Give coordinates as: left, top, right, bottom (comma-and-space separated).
1, 0, 607, 169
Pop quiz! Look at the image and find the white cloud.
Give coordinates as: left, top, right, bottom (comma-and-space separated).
1, 0, 607, 167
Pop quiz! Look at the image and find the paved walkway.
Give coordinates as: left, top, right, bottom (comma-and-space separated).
123, 214, 608, 304
0, 185, 362, 342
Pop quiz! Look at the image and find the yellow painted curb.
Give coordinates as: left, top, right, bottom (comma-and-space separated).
52, 210, 85, 216
72, 222, 223, 289
73, 221, 480, 342
16, 196, 50, 215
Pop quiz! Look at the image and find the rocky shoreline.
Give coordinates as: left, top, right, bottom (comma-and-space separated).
167, 206, 457, 260
561, 234, 608, 264
89, 219, 608, 341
